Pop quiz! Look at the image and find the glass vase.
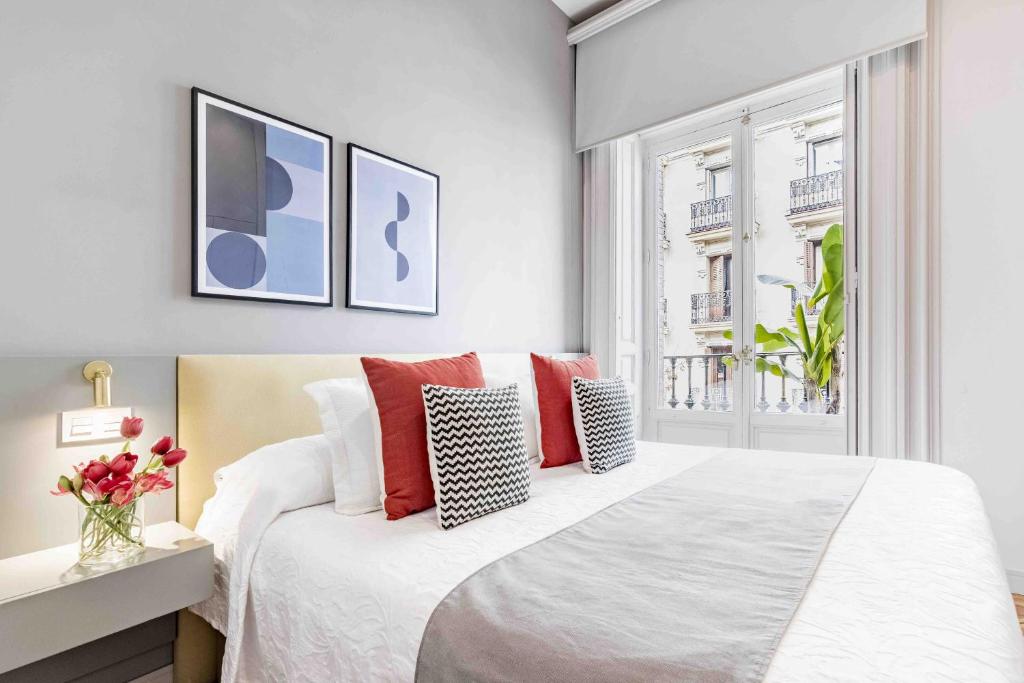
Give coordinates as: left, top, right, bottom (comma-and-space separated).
78, 499, 145, 566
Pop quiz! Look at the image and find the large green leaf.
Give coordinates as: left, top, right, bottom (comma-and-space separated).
775, 326, 806, 357
821, 224, 844, 280
755, 357, 802, 382
818, 347, 833, 387
794, 303, 813, 356
754, 323, 790, 352
819, 276, 845, 339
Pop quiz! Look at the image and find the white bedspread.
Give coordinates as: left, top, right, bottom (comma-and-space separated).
197, 442, 1024, 682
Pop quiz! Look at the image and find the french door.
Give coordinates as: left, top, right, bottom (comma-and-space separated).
641, 71, 855, 454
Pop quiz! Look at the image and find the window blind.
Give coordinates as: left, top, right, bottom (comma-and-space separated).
575, 0, 926, 150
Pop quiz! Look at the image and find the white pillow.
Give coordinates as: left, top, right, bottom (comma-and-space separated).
485, 373, 539, 461
303, 378, 382, 515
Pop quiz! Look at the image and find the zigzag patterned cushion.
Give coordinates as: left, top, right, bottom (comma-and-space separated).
570, 376, 637, 474
422, 383, 532, 529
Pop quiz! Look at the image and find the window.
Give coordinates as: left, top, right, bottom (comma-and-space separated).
810, 136, 843, 176
709, 165, 732, 198
644, 69, 850, 454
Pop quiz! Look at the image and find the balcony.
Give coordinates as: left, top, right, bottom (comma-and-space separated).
691, 290, 732, 326
662, 352, 838, 413
789, 170, 843, 215
690, 195, 732, 233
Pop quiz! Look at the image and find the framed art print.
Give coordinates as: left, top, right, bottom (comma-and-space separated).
192, 88, 332, 306
347, 143, 439, 315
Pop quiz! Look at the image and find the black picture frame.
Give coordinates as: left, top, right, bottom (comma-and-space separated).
346, 143, 440, 316
191, 87, 334, 307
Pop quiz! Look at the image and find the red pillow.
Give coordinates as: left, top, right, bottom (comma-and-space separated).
531, 353, 600, 468
361, 352, 486, 520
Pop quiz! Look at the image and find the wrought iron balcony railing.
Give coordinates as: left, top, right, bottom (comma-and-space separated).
663, 352, 836, 413
789, 170, 843, 215
690, 195, 732, 233
691, 290, 732, 325
791, 282, 821, 316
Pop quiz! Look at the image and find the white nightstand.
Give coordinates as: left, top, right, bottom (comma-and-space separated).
0, 522, 212, 678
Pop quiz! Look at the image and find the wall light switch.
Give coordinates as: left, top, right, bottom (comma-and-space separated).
60, 407, 133, 445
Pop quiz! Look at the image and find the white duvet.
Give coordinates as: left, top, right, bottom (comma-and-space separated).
194, 442, 1024, 682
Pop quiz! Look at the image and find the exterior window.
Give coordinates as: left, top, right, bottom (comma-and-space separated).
810, 136, 842, 176
710, 166, 732, 198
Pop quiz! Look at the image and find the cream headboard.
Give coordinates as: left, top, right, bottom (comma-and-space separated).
176, 352, 569, 529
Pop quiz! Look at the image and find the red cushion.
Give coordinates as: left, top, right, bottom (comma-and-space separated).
531, 353, 600, 468
361, 352, 486, 520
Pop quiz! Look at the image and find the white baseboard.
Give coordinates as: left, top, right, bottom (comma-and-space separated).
1006, 569, 1024, 595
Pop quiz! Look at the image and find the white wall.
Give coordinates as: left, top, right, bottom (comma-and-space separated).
937, 0, 1024, 582
0, 357, 177, 559
0, 0, 581, 357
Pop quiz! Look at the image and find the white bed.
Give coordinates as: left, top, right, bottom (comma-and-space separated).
194, 440, 1024, 683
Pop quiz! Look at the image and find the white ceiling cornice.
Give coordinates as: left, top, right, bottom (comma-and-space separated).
566, 0, 665, 45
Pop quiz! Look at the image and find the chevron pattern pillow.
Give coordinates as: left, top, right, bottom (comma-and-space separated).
570, 376, 637, 474
422, 383, 532, 529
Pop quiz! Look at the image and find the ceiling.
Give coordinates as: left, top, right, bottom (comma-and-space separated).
551, 0, 619, 23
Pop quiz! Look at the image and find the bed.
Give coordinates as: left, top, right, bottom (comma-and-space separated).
174, 354, 1024, 683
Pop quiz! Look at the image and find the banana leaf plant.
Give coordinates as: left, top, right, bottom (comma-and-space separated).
724, 223, 845, 414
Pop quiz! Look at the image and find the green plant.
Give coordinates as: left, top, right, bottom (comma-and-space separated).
725, 223, 845, 413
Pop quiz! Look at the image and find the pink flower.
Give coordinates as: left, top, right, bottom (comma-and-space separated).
81, 460, 110, 483
120, 416, 144, 440
97, 474, 132, 497
136, 471, 173, 494
50, 475, 73, 496
150, 435, 173, 456
108, 452, 139, 477
82, 479, 104, 501
161, 448, 187, 468
110, 486, 136, 508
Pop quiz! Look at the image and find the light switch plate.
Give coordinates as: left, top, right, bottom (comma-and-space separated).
60, 407, 133, 445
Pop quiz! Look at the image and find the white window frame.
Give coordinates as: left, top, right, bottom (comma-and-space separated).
638, 69, 856, 451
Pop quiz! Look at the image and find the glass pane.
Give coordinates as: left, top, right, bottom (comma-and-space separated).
657, 135, 735, 411
752, 103, 845, 415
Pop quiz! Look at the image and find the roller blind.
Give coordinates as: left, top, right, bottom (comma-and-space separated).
575, 0, 926, 150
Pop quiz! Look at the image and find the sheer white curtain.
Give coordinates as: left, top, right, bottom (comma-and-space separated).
855, 40, 940, 462
582, 138, 643, 424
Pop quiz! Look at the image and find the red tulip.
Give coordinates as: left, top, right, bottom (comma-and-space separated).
161, 448, 187, 468
108, 452, 139, 477
81, 460, 110, 483
151, 435, 173, 456
120, 416, 144, 440
97, 474, 132, 496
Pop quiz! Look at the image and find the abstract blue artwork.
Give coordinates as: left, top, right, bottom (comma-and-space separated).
347, 144, 439, 315
192, 88, 332, 305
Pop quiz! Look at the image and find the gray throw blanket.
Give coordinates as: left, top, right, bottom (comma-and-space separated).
416, 450, 875, 683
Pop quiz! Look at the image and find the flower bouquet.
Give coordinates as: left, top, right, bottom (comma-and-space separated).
52, 416, 187, 565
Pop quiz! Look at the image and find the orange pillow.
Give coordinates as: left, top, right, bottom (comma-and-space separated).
361, 352, 486, 520
530, 353, 600, 468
